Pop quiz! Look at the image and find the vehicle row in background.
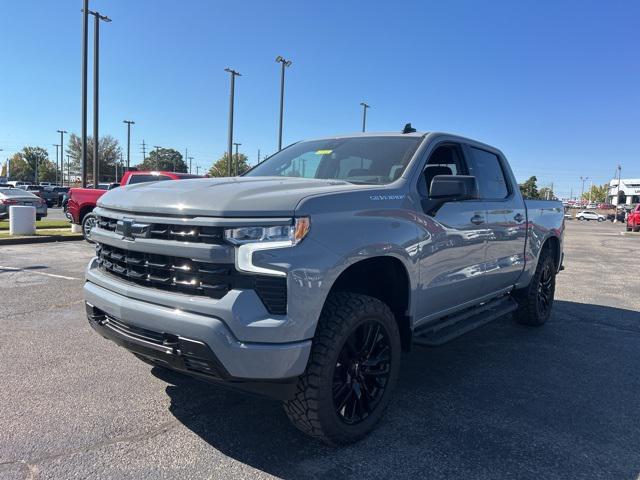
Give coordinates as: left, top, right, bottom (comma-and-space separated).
0, 187, 47, 220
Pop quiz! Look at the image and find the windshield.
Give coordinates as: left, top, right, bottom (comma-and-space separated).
244, 136, 421, 185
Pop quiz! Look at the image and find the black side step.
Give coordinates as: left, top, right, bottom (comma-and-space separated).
413, 295, 518, 347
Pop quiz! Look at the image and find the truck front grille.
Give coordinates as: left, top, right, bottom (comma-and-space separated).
95, 243, 287, 315
97, 216, 224, 244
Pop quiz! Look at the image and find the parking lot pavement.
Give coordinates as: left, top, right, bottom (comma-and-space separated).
44, 207, 68, 222
1, 221, 639, 480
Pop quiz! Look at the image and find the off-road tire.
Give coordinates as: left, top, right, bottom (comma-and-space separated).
283, 292, 401, 445
514, 251, 556, 326
82, 212, 97, 243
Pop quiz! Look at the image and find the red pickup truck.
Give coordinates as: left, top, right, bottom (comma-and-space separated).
627, 205, 640, 232
67, 171, 201, 240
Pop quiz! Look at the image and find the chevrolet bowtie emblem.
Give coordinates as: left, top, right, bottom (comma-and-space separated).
116, 218, 149, 240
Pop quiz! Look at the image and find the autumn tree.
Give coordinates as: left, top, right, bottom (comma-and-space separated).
136, 148, 187, 172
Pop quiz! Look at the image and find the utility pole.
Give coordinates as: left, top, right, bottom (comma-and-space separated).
89, 10, 111, 187
183, 148, 187, 173
153, 146, 162, 170
123, 120, 134, 170
257, 149, 261, 164
188, 156, 194, 174
360, 102, 370, 132
196, 164, 201, 175
67, 154, 71, 185
57, 130, 67, 186
275, 56, 292, 151
81, 0, 89, 187
224, 67, 241, 176
53, 144, 60, 185
614, 164, 622, 222
141, 140, 147, 162
233, 142, 241, 176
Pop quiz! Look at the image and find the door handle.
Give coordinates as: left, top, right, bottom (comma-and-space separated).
514, 213, 524, 222
470, 215, 484, 225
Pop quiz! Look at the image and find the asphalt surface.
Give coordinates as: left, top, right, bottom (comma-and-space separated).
43, 207, 67, 221
1, 221, 639, 480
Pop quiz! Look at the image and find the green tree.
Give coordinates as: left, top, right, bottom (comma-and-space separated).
208, 152, 250, 177
136, 148, 187, 172
7, 147, 58, 183
582, 183, 608, 203
519, 176, 539, 199
66, 133, 122, 182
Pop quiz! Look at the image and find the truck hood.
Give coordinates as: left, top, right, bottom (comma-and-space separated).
97, 176, 360, 217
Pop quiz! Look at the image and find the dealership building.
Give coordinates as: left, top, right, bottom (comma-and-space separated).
608, 178, 640, 206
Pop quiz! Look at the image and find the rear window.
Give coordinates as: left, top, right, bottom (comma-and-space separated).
1, 189, 37, 197
468, 147, 509, 199
128, 174, 172, 184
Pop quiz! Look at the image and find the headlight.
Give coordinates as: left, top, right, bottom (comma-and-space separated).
224, 217, 310, 246
224, 217, 310, 277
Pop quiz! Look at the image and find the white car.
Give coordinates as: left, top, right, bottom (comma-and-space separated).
576, 210, 605, 221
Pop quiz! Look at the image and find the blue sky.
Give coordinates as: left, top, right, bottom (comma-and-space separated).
1, 0, 638, 196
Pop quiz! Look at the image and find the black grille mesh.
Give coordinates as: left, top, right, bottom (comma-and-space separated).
96, 243, 287, 315
97, 216, 224, 244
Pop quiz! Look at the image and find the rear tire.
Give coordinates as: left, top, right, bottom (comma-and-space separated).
627, 224, 632, 232
82, 212, 97, 243
514, 251, 556, 326
36, 216, 42, 221
284, 292, 401, 445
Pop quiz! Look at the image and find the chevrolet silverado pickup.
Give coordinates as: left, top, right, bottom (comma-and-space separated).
84, 131, 564, 444
67, 171, 201, 240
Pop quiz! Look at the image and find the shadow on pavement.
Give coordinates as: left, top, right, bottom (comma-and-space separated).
159, 300, 640, 479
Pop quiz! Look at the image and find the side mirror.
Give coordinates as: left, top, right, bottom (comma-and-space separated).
429, 175, 479, 201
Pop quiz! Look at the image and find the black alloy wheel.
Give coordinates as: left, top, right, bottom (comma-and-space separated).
333, 321, 392, 425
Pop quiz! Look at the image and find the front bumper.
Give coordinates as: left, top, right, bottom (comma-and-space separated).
83, 279, 312, 382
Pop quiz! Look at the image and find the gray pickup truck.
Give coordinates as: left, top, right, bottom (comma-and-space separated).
84, 130, 564, 444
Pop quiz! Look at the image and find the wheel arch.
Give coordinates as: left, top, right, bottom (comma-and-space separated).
325, 255, 413, 351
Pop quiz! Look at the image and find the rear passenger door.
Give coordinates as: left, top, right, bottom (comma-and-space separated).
465, 145, 526, 292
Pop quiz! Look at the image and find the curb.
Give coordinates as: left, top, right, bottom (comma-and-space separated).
0, 235, 84, 246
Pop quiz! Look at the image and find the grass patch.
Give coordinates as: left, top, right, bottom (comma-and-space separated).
0, 228, 80, 239
0, 219, 69, 230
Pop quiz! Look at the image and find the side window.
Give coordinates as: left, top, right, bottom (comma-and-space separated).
468, 147, 509, 199
422, 144, 465, 194
128, 174, 171, 184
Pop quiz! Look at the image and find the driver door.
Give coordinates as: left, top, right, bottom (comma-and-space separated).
414, 142, 490, 324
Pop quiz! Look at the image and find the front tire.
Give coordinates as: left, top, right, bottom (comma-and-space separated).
284, 292, 401, 445
82, 212, 97, 242
514, 251, 556, 326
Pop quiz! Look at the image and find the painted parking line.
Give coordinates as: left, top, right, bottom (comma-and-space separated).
0, 265, 79, 281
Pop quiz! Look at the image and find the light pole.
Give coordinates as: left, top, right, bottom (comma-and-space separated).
67, 154, 71, 185
53, 144, 60, 184
123, 120, 134, 170
225, 68, 241, 176
153, 146, 162, 170
614, 164, 622, 222
275, 56, 292, 151
233, 142, 241, 176
588, 179, 593, 204
81, 0, 89, 187
360, 102, 370, 132
580, 176, 589, 205
57, 130, 67, 185
89, 10, 111, 187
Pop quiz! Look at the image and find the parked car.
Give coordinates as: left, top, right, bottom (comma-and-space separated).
7, 181, 29, 188
84, 130, 564, 444
0, 187, 47, 220
598, 203, 614, 210
0, 183, 14, 188
626, 205, 640, 232
67, 171, 201, 240
576, 210, 605, 221
606, 210, 626, 222
42, 186, 70, 207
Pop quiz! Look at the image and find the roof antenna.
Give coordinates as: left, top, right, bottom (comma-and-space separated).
402, 123, 416, 134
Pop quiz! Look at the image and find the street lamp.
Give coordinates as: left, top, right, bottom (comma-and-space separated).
57, 130, 67, 185
360, 102, 370, 132
80, 0, 89, 187
88, 10, 112, 187
53, 144, 60, 184
233, 142, 241, 176
123, 120, 134, 170
224, 67, 241, 176
580, 176, 589, 205
275, 56, 292, 151
614, 165, 622, 222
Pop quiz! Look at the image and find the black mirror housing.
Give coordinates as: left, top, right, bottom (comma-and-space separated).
429, 175, 478, 201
